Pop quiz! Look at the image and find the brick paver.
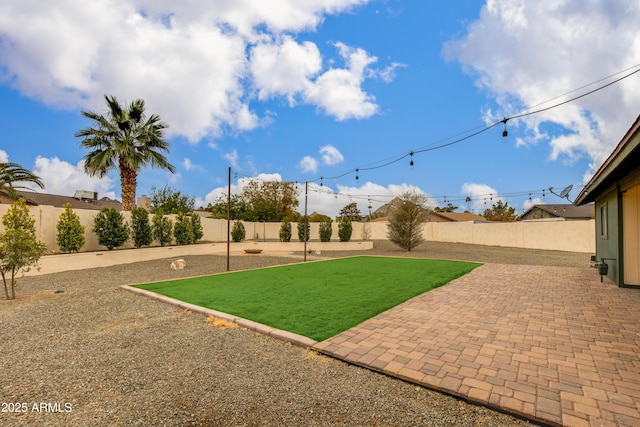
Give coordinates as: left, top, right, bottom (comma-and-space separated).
313, 264, 640, 426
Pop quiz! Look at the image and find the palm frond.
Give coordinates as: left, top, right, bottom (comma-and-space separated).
0, 162, 45, 198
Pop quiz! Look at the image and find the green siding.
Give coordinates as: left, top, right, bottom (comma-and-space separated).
595, 188, 621, 285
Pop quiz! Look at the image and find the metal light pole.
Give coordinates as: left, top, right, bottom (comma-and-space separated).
303, 181, 308, 262
226, 166, 231, 271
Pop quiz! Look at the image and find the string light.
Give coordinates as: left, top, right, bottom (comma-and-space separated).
232, 173, 582, 212
224, 64, 632, 212
307, 64, 640, 186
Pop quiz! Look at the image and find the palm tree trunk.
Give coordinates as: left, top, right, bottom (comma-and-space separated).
119, 158, 137, 211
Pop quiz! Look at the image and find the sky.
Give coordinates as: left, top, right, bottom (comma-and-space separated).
1, 0, 640, 217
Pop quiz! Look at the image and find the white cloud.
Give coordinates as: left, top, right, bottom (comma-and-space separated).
182, 158, 204, 172
223, 150, 240, 169
305, 42, 380, 120
167, 172, 182, 185
0, 149, 8, 163
0, 0, 387, 143
299, 156, 319, 173
250, 36, 321, 103
31, 156, 116, 199
522, 197, 543, 211
299, 144, 344, 174
378, 62, 407, 83
445, 0, 640, 178
319, 144, 344, 165
461, 182, 500, 212
250, 39, 387, 120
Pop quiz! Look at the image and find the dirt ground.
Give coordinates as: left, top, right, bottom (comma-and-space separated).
1, 240, 590, 426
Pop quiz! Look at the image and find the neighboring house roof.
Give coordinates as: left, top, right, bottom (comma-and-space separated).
3, 190, 122, 211
575, 115, 640, 205
430, 211, 486, 222
520, 204, 594, 220
370, 212, 485, 222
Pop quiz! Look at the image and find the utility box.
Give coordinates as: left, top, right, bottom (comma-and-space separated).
597, 261, 608, 276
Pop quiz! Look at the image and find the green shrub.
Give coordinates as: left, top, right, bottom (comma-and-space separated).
338, 218, 352, 242
174, 212, 195, 245
56, 203, 85, 253
297, 217, 310, 242
191, 213, 204, 242
152, 210, 173, 247
0, 199, 48, 300
319, 221, 332, 242
231, 221, 245, 242
131, 207, 153, 248
93, 207, 129, 250
279, 220, 291, 242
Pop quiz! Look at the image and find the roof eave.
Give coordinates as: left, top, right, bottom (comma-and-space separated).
575, 115, 640, 205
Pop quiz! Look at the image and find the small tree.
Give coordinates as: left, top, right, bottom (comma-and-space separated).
319, 220, 332, 242
297, 216, 310, 242
131, 207, 153, 248
174, 212, 195, 245
338, 218, 352, 242
362, 223, 371, 241
56, 203, 85, 253
279, 220, 292, 242
152, 210, 173, 247
387, 191, 429, 251
231, 220, 245, 242
434, 203, 458, 213
482, 200, 518, 222
149, 184, 195, 214
191, 213, 204, 242
309, 212, 332, 222
93, 207, 129, 250
0, 199, 48, 299
339, 202, 361, 221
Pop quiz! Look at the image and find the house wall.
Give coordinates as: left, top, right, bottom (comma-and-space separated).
595, 187, 621, 285
622, 185, 640, 285
0, 204, 596, 254
520, 208, 557, 221
620, 172, 640, 286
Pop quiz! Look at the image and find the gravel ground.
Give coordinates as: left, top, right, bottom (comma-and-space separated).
1, 241, 589, 426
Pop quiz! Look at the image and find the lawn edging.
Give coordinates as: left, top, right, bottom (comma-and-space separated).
120, 284, 318, 348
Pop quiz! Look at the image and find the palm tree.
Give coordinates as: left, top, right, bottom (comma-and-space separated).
75, 95, 175, 211
0, 162, 44, 198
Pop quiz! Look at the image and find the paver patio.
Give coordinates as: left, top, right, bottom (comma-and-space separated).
313, 264, 640, 426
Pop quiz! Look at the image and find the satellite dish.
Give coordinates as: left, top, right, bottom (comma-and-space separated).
559, 185, 573, 199
548, 185, 574, 202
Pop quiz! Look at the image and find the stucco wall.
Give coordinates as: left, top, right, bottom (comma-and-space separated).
0, 204, 595, 254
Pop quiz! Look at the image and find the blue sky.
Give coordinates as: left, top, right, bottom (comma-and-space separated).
1, 1, 639, 217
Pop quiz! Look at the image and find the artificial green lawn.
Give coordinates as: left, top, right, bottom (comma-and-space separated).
136, 256, 481, 341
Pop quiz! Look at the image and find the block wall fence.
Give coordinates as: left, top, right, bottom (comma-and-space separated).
0, 204, 595, 254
